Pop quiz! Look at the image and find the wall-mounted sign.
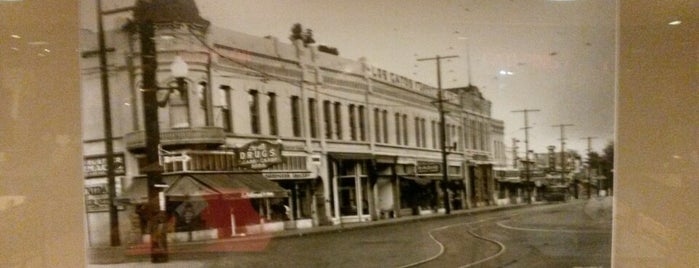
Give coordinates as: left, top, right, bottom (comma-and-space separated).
242, 191, 275, 198
84, 153, 126, 179
84, 177, 123, 213
264, 171, 312, 180
472, 154, 490, 161
416, 161, 441, 174
237, 141, 283, 169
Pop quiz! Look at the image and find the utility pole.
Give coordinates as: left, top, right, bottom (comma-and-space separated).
581, 136, 597, 198
512, 138, 519, 168
96, 0, 136, 247
512, 109, 539, 204
417, 54, 458, 215
552, 124, 574, 197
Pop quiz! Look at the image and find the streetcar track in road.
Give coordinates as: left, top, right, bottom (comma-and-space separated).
396, 214, 517, 268
458, 228, 507, 268
495, 220, 610, 234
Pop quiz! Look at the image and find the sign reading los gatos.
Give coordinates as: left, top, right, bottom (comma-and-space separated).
237, 141, 283, 169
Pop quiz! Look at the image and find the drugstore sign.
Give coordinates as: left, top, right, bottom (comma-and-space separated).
237, 141, 283, 169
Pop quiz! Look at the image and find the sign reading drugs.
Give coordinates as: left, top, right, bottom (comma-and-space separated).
237, 141, 282, 169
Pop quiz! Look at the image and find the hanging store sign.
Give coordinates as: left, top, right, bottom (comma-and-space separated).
83, 153, 126, 178
237, 141, 283, 169
416, 161, 441, 174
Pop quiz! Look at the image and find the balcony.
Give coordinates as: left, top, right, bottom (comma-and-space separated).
124, 127, 226, 151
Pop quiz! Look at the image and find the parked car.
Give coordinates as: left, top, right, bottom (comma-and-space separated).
543, 185, 570, 202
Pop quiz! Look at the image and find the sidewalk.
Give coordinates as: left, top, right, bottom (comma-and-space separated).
87, 203, 535, 267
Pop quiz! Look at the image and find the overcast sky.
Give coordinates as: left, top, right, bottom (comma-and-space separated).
83, 0, 616, 154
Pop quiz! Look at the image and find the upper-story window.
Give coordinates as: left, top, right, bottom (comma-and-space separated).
268, 92, 278, 135
414, 117, 421, 147
348, 104, 357, 141
374, 108, 381, 143
432, 120, 437, 149
382, 110, 388, 143
402, 114, 408, 146
395, 112, 401, 145
159, 79, 190, 129
185, 81, 208, 127
323, 100, 332, 139
334, 102, 343, 140
358, 105, 366, 141
421, 118, 427, 148
291, 95, 302, 137
445, 124, 452, 147
249, 90, 260, 134
219, 86, 232, 132
308, 98, 318, 138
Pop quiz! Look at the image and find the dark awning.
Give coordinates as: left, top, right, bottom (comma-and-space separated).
196, 173, 288, 199
121, 175, 179, 203
419, 175, 463, 181
121, 173, 288, 203
328, 152, 374, 160
400, 176, 433, 186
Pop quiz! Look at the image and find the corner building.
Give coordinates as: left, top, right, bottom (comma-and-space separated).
80, 19, 506, 245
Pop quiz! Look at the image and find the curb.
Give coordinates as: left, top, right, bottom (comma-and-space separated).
88, 202, 552, 265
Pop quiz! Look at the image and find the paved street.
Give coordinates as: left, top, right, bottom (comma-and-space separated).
89, 198, 612, 268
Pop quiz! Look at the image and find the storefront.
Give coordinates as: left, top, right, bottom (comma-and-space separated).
468, 162, 494, 207
327, 153, 375, 223
123, 172, 290, 242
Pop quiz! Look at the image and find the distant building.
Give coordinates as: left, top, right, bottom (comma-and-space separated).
80, 14, 505, 245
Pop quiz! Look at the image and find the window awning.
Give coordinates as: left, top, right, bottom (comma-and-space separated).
196, 173, 288, 199
400, 176, 433, 186
121, 175, 179, 203
121, 173, 288, 203
328, 152, 374, 160
419, 175, 464, 181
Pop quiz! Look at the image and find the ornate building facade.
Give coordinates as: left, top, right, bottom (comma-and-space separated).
80, 15, 505, 246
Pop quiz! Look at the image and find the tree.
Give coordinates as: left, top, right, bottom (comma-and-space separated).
289, 23, 315, 47
289, 23, 304, 42
601, 141, 614, 191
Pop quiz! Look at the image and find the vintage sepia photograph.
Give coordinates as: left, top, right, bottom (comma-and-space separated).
1, 0, 696, 267
79, 1, 615, 266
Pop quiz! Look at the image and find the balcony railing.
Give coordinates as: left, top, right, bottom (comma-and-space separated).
124, 127, 226, 151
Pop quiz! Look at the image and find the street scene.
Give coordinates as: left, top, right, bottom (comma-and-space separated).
78, 0, 616, 266
88, 199, 612, 267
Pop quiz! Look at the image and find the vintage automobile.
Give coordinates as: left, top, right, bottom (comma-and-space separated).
543, 185, 570, 202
